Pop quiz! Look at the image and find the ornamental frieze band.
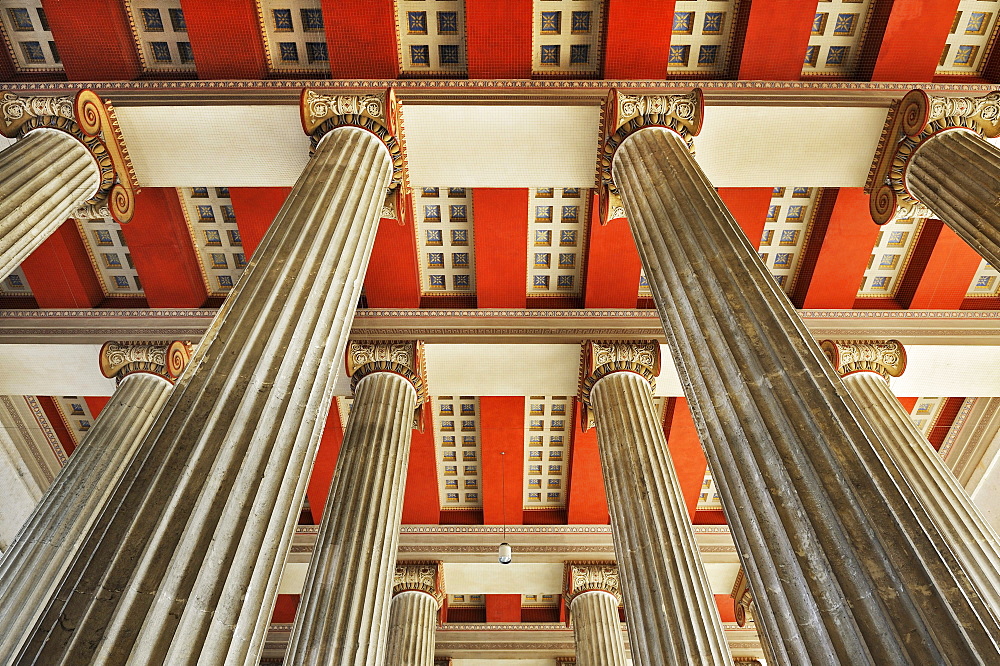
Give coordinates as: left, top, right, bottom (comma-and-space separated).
819, 339, 906, 381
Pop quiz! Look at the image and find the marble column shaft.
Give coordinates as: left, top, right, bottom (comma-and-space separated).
385, 591, 439, 666
837, 362, 1000, 617
569, 590, 627, 666
613, 125, 1000, 664
906, 128, 1000, 269
0, 370, 172, 660
12, 126, 392, 665
589, 369, 732, 666
285, 368, 418, 665
0, 128, 100, 278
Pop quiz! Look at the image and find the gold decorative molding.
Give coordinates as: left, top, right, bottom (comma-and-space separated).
868, 89, 1000, 224
300, 88, 406, 192
731, 568, 753, 628
0, 91, 138, 224
597, 89, 703, 224
564, 561, 622, 605
99, 340, 193, 385
578, 340, 660, 430
393, 561, 445, 608
819, 339, 906, 381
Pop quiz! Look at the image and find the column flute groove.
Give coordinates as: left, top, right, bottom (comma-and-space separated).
384, 562, 444, 666
605, 89, 1000, 665
10, 88, 400, 665
564, 563, 627, 666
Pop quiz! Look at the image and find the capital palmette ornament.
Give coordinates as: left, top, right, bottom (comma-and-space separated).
99, 340, 194, 385
598, 89, 703, 223
578, 340, 660, 430
868, 89, 1000, 224
564, 562, 622, 606
392, 561, 445, 609
346, 340, 427, 426
819, 339, 906, 381
0, 90, 137, 222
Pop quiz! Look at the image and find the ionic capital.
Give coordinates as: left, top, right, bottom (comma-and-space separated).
868, 89, 1000, 224
346, 340, 427, 404
731, 568, 753, 628
392, 561, 445, 608
99, 340, 193, 385
578, 340, 659, 429
597, 89, 703, 221
0, 90, 137, 223
300, 88, 405, 193
564, 562, 622, 606
820, 340, 906, 382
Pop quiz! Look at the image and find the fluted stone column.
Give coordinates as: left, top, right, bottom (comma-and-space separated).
9, 90, 400, 665
286, 341, 424, 665
564, 563, 627, 666
579, 341, 731, 666
822, 339, 1000, 618
871, 90, 1000, 267
607, 89, 1000, 664
385, 562, 444, 666
0, 341, 189, 660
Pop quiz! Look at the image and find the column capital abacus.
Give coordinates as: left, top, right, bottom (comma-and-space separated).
0, 90, 137, 223
597, 89, 703, 224
564, 561, 623, 606
578, 340, 659, 430
300, 88, 407, 219
392, 561, 445, 609
819, 339, 906, 381
867, 89, 1000, 224
99, 340, 193, 385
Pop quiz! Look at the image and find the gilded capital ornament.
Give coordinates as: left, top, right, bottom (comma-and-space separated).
0, 90, 137, 223
868, 89, 1000, 224
597, 89, 703, 224
392, 561, 445, 608
578, 340, 660, 430
300, 88, 406, 194
564, 562, 622, 606
346, 340, 428, 428
731, 568, 754, 628
99, 340, 193, 385
819, 339, 906, 381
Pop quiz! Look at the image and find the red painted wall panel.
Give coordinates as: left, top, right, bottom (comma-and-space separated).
566, 405, 609, 524
870, 0, 961, 82
306, 399, 343, 521
42, 0, 142, 80
466, 0, 532, 78
402, 405, 441, 524
738, 0, 815, 80
270, 594, 299, 623
718, 187, 773, 250
664, 398, 708, 521
181, 0, 269, 79
473, 189, 529, 308
120, 188, 207, 309
38, 396, 75, 457
85, 396, 110, 420
21, 221, 103, 308
486, 594, 521, 623
480, 397, 525, 525
365, 213, 421, 308
583, 192, 642, 309
906, 223, 982, 310
322, 0, 399, 78
604, 0, 675, 80
229, 187, 291, 260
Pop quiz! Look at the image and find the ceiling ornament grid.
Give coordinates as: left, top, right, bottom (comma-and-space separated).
414, 187, 476, 296
938, 0, 1000, 77
0, 0, 60, 72
52, 396, 96, 446
76, 217, 144, 296
522, 395, 572, 509
696, 468, 723, 511
256, 0, 329, 74
526, 188, 587, 297
123, 0, 195, 73
433, 395, 483, 509
531, 0, 603, 76
447, 593, 485, 607
802, 0, 874, 78
177, 186, 247, 297
857, 216, 924, 298
669, 0, 740, 76
758, 186, 819, 294
909, 396, 948, 438
966, 258, 1000, 298
0, 266, 31, 296
395, 0, 467, 76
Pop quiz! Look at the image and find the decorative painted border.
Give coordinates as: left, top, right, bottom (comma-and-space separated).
24, 395, 68, 467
